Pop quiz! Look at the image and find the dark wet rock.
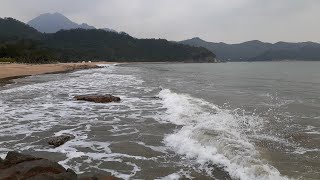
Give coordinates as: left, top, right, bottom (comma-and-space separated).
0, 151, 66, 179
0, 151, 42, 168
28, 168, 78, 180
48, 134, 74, 147
26, 151, 68, 163
0, 151, 118, 180
74, 94, 121, 103
78, 173, 118, 180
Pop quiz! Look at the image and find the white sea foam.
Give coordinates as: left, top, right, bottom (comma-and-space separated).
293, 147, 320, 155
158, 89, 290, 180
96, 64, 115, 68
156, 173, 182, 180
1, 65, 301, 179
0, 66, 156, 179
304, 125, 320, 135
155, 170, 193, 180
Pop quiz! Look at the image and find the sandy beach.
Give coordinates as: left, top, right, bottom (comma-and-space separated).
0, 62, 115, 80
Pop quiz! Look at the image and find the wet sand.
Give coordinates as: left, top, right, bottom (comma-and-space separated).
0, 62, 116, 85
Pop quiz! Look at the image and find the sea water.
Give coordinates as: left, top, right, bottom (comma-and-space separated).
0, 62, 319, 180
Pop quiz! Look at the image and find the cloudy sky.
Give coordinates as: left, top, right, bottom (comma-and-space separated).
0, 0, 319, 43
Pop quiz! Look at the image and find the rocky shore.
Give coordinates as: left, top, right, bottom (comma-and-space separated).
0, 60, 128, 179
0, 94, 122, 179
0, 151, 118, 180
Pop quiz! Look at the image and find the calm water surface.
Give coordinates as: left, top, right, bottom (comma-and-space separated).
0, 62, 319, 180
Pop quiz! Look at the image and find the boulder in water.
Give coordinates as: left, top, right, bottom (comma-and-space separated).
48, 134, 74, 147
78, 174, 118, 180
0, 151, 118, 180
0, 151, 42, 168
30, 168, 78, 180
74, 94, 121, 103
0, 151, 68, 179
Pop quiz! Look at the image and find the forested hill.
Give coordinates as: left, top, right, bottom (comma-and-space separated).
0, 18, 216, 63
44, 29, 216, 62
180, 37, 320, 61
249, 43, 320, 61
0, 18, 43, 41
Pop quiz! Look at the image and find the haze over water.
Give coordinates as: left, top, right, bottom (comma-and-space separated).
0, 62, 319, 179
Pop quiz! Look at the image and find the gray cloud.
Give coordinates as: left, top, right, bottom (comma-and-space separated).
0, 0, 319, 43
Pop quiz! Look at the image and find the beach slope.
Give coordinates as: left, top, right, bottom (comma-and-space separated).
0, 62, 113, 80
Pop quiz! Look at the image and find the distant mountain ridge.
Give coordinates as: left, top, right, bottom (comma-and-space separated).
0, 17, 216, 63
180, 37, 320, 61
27, 13, 116, 33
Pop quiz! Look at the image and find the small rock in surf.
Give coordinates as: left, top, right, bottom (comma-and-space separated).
74, 94, 121, 103
48, 134, 73, 147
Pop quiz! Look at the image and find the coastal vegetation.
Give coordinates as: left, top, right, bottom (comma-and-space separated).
0, 57, 15, 63
0, 17, 216, 63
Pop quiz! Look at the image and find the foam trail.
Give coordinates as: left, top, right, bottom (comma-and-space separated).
158, 89, 291, 180
96, 64, 117, 68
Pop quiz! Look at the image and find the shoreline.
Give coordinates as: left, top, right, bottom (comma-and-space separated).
0, 61, 184, 86
0, 62, 116, 86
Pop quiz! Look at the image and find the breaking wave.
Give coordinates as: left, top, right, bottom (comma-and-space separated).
158, 89, 290, 180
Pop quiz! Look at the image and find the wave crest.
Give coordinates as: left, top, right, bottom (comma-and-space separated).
158, 89, 290, 180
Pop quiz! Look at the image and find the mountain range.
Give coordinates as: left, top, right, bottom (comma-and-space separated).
0, 17, 215, 63
27, 13, 116, 33
180, 37, 320, 61
1, 12, 320, 62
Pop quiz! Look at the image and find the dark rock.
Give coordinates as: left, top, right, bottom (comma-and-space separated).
27, 168, 78, 180
0, 157, 4, 169
74, 94, 121, 103
48, 135, 74, 147
78, 174, 118, 180
0, 151, 65, 179
0, 152, 118, 180
0, 151, 41, 168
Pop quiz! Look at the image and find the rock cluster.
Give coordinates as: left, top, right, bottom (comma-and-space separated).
74, 94, 121, 103
48, 134, 74, 147
0, 151, 117, 180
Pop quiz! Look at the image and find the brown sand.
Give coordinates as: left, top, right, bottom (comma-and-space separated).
0, 62, 115, 80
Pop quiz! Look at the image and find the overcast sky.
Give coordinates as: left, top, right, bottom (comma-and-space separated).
0, 0, 319, 43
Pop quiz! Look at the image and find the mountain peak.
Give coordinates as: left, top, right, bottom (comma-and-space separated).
36, 12, 66, 19
28, 13, 79, 33
241, 40, 264, 45
27, 13, 116, 33
190, 37, 205, 41
182, 37, 207, 44
53, 12, 63, 15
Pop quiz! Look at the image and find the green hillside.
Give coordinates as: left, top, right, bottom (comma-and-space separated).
0, 18, 43, 41
0, 18, 216, 63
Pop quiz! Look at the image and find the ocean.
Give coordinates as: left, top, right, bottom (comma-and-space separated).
0, 62, 319, 180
